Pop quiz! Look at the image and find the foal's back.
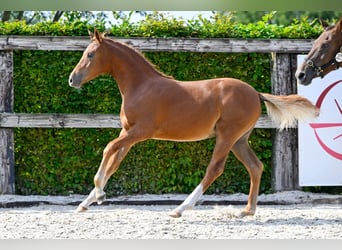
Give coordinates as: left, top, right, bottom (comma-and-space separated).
146, 77, 261, 142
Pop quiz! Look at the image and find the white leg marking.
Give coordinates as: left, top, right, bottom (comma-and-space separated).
76, 188, 97, 212
95, 187, 106, 204
170, 183, 203, 217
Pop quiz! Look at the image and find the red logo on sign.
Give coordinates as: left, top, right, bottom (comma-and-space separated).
309, 80, 342, 160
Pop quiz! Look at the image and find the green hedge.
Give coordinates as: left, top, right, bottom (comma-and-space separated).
0, 12, 324, 38
2, 13, 328, 196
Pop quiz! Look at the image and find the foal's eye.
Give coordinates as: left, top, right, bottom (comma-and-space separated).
321, 43, 329, 49
87, 52, 94, 59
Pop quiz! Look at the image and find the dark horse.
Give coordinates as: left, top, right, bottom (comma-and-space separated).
296, 17, 342, 85
69, 29, 319, 218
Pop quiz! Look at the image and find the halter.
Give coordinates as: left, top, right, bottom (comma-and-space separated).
306, 46, 342, 78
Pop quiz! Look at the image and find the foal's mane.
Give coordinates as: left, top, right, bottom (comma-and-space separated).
100, 34, 173, 79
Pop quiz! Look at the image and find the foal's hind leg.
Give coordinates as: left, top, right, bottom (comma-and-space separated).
77, 129, 142, 212
231, 130, 263, 217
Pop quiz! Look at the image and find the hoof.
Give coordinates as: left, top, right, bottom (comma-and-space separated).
238, 210, 255, 218
168, 209, 182, 218
76, 205, 88, 213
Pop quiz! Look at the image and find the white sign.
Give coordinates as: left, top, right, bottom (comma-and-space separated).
298, 55, 342, 186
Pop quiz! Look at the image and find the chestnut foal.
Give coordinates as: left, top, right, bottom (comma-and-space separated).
69, 29, 319, 218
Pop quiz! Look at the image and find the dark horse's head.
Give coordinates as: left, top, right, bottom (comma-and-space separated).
296, 17, 342, 86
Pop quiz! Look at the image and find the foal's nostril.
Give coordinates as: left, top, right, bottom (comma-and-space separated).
297, 72, 305, 80
69, 76, 76, 87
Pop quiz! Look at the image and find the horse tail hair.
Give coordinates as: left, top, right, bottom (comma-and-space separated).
259, 93, 320, 130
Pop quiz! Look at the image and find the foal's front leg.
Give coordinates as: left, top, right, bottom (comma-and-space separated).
169, 136, 232, 218
76, 188, 97, 212
76, 130, 138, 212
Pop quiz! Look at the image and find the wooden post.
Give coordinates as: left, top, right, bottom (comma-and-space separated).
271, 53, 300, 191
0, 51, 15, 194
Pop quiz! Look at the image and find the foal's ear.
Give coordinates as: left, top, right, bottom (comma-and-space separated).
88, 28, 103, 43
88, 29, 94, 39
319, 18, 329, 30
94, 28, 103, 43
337, 17, 342, 32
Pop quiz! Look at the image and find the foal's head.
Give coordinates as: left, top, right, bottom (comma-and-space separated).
296, 17, 342, 86
69, 29, 109, 89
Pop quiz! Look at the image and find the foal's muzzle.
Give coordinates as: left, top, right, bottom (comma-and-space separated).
68, 73, 83, 89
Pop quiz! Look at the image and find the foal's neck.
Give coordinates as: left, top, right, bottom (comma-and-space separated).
105, 39, 171, 95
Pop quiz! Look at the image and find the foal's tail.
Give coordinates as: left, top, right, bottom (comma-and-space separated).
259, 93, 320, 130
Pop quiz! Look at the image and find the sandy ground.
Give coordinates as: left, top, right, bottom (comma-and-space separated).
0, 191, 342, 239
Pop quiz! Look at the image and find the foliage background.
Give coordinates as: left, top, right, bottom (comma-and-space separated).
1, 12, 339, 195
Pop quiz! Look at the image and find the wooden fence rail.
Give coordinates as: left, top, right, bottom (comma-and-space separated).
0, 36, 313, 52
0, 36, 314, 194
0, 113, 274, 129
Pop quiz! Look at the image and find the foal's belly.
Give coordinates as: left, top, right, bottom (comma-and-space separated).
151, 118, 217, 142
152, 129, 216, 142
